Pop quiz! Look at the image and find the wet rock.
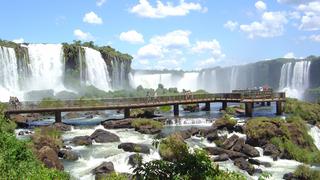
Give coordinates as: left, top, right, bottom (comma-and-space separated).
232, 138, 245, 152
90, 129, 120, 143
138, 125, 161, 134
38, 146, 63, 170
212, 117, 236, 131
213, 153, 229, 162
222, 134, 239, 149
128, 154, 142, 167
63, 112, 81, 119
18, 130, 33, 136
206, 132, 219, 142
11, 114, 39, 128
118, 143, 150, 154
254, 168, 263, 174
283, 173, 294, 180
199, 127, 217, 137
263, 143, 280, 160
234, 125, 244, 133
51, 123, 72, 131
182, 104, 199, 112
205, 147, 247, 160
241, 144, 260, 157
58, 149, 79, 161
102, 119, 133, 129
72, 136, 92, 146
92, 162, 114, 178
247, 159, 271, 167
233, 157, 255, 175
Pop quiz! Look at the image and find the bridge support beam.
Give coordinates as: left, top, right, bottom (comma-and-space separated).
204, 102, 210, 111
267, 102, 271, 106
261, 102, 266, 106
173, 104, 179, 116
245, 102, 253, 117
222, 102, 227, 110
124, 108, 130, 119
276, 101, 283, 115
55, 111, 62, 123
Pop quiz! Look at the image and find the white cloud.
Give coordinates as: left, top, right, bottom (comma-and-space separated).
224, 20, 239, 31
137, 44, 163, 59
310, 34, 320, 42
12, 38, 24, 43
240, 11, 288, 38
283, 52, 296, 58
150, 30, 191, 48
192, 40, 225, 59
73, 29, 94, 40
83, 11, 103, 24
197, 58, 220, 68
130, 0, 204, 18
255, 1, 267, 11
297, 1, 320, 31
96, 0, 106, 6
119, 30, 144, 44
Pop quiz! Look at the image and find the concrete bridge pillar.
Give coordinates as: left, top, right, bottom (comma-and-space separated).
55, 111, 62, 123
173, 104, 179, 116
222, 102, 227, 110
267, 102, 271, 106
245, 102, 253, 117
276, 101, 283, 115
204, 102, 211, 111
124, 108, 130, 118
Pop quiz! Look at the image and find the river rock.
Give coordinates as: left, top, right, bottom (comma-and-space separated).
234, 125, 244, 133
213, 153, 229, 162
283, 173, 294, 180
263, 143, 280, 160
90, 129, 120, 143
128, 154, 142, 167
63, 112, 81, 119
241, 144, 260, 157
118, 143, 150, 154
58, 149, 79, 161
232, 138, 245, 152
72, 136, 92, 146
51, 122, 72, 131
137, 125, 161, 134
205, 147, 247, 160
248, 159, 271, 167
233, 157, 255, 175
92, 162, 115, 178
38, 146, 64, 170
222, 134, 239, 149
102, 119, 133, 129
199, 127, 217, 137
206, 132, 219, 142
212, 117, 236, 131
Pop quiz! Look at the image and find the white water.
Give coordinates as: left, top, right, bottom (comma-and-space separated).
0, 47, 20, 101
279, 61, 311, 98
130, 72, 175, 89
84, 47, 111, 91
27, 44, 66, 92
309, 126, 320, 150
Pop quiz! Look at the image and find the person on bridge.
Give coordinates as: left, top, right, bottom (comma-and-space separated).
9, 96, 21, 110
154, 91, 159, 103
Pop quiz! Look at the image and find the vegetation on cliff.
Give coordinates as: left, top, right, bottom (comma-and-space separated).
291, 165, 320, 180
285, 98, 320, 124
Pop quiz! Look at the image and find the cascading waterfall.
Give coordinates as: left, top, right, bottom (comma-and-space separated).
84, 47, 111, 91
230, 66, 239, 92
27, 44, 66, 92
0, 46, 20, 101
279, 61, 311, 98
130, 72, 174, 89
177, 72, 199, 91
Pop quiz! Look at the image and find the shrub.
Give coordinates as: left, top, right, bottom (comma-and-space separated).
98, 172, 128, 180
38, 98, 64, 108
159, 133, 188, 162
284, 98, 320, 124
159, 106, 172, 112
131, 118, 163, 129
293, 165, 320, 180
31, 127, 63, 152
225, 107, 236, 115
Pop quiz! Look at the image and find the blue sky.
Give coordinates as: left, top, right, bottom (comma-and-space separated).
1, 0, 320, 70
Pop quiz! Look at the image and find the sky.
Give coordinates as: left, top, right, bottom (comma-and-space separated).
1, 0, 320, 70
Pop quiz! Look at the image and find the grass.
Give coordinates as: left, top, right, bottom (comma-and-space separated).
158, 133, 188, 162
293, 165, 320, 180
285, 98, 320, 124
131, 118, 163, 129
159, 105, 172, 112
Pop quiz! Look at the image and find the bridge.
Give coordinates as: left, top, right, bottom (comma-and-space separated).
4, 91, 286, 123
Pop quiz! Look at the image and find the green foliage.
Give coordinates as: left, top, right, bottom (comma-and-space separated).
31, 126, 63, 152
0, 116, 69, 179
38, 98, 64, 108
284, 98, 320, 124
98, 172, 128, 180
245, 117, 283, 140
159, 134, 189, 162
293, 165, 320, 180
159, 105, 172, 112
225, 107, 236, 115
258, 172, 272, 180
131, 118, 163, 129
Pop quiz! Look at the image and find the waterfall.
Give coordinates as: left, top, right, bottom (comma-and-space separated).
279, 61, 311, 98
111, 59, 127, 90
79, 47, 86, 86
130, 72, 174, 89
0, 46, 20, 101
27, 44, 66, 92
177, 72, 199, 92
84, 47, 111, 91
230, 66, 239, 92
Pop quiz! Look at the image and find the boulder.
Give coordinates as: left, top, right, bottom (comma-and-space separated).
233, 157, 255, 175
90, 129, 120, 143
232, 138, 245, 152
92, 162, 114, 177
182, 104, 199, 112
102, 119, 133, 129
241, 144, 260, 157
137, 125, 161, 134
51, 123, 72, 131
206, 132, 219, 142
118, 143, 150, 154
199, 127, 217, 137
283, 173, 294, 180
176, 127, 200, 140
128, 154, 142, 167
18, 130, 33, 136
58, 149, 79, 161
222, 135, 239, 149
205, 147, 247, 160
234, 125, 244, 133
263, 143, 280, 160
248, 159, 271, 167
63, 112, 81, 119
213, 153, 229, 162
72, 136, 92, 146
37, 146, 63, 170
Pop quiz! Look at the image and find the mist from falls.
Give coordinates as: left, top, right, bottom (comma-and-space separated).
83, 47, 111, 91
279, 61, 311, 99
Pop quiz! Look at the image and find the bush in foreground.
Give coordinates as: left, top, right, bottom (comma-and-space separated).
131, 118, 163, 129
